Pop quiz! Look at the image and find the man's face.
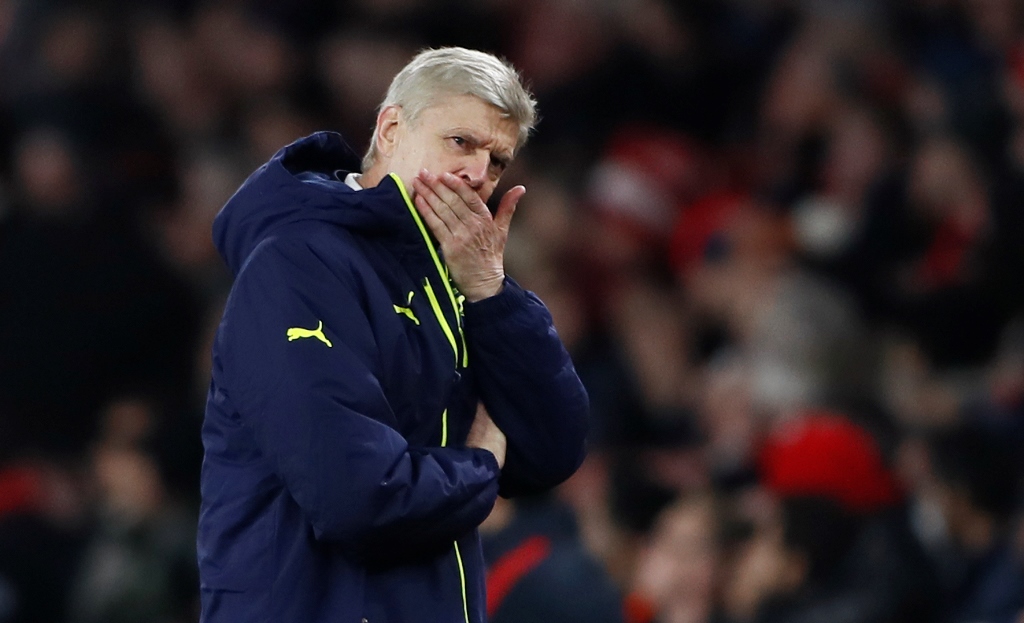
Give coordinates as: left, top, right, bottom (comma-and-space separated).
379, 94, 519, 203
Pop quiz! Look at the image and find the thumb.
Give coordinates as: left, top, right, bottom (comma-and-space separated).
495, 185, 525, 231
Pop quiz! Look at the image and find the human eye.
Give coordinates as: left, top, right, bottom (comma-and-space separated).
448, 136, 468, 148
490, 154, 510, 172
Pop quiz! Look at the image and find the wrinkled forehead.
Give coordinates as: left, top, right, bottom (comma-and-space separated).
409, 92, 516, 137
408, 94, 520, 148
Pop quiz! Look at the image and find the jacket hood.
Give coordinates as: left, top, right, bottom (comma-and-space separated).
213, 132, 414, 275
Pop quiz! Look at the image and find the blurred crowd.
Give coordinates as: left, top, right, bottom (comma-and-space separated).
1, 0, 1023, 622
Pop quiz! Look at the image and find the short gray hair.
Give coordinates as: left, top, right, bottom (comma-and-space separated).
362, 47, 537, 171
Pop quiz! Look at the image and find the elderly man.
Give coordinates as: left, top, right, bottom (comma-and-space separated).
197, 47, 589, 623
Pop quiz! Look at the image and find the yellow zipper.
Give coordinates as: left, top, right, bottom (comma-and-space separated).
453, 541, 470, 623
391, 172, 472, 623
391, 173, 464, 348
422, 278, 458, 365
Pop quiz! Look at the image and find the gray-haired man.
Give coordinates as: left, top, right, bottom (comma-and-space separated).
197, 47, 589, 622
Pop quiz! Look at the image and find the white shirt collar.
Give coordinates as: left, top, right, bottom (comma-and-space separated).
343, 172, 363, 191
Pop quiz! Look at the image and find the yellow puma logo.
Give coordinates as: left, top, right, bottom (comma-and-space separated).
394, 291, 420, 325
286, 320, 333, 347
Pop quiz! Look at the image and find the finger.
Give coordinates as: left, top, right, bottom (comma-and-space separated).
418, 170, 480, 222
494, 185, 525, 232
413, 176, 462, 232
413, 171, 473, 225
439, 172, 491, 218
412, 192, 453, 242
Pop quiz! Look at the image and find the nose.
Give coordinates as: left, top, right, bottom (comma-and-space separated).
459, 152, 490, 191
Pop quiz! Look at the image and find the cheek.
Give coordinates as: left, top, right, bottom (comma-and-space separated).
401, 142, 432, 168
391, 143, 438, 184
415, 145, 458, 175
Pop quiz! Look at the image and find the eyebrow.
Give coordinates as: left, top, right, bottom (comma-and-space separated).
449, 128, 514, 167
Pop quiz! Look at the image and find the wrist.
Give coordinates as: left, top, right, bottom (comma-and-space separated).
462, 274, 505, 302
462, 277, 528, 328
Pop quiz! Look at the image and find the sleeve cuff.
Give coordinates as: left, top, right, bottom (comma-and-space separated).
475, 446, 502, 476
463, 276, 529, 329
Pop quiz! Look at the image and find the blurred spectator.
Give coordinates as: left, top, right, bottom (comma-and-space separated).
505, 0, 614, 165
925, 424, 1024, 623
629, 493, 724, 623
238, 98, 318, 167
63, 395, 199, 623
697, 355, 759, 487
966, 319, 1024, 440
317, 29, 419, 157
678, 197, 871, 415
889, 135, 1020, 368
481, 495, 625, 623
68, 447, 196, 623
0, 456, 89, 623
191, 4, 297, 100
0, 126, 201, 460
790, 104, 896, 303
150, 147, 241, 298
722, 412, 940, 623
130, 14, 230, 144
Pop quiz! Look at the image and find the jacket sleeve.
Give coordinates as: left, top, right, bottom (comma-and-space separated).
217, 235, 500, 555
463, 277, 589, 497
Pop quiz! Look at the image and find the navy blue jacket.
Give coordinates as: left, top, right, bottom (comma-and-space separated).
197, 132, 589, 623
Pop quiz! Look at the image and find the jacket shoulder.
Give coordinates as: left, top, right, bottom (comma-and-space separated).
240, 221, 369, 284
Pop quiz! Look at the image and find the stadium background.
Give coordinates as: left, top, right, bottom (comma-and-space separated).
0, 0, 1022, 621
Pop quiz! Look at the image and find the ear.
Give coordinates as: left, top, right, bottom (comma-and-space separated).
375, 105, 402, 162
